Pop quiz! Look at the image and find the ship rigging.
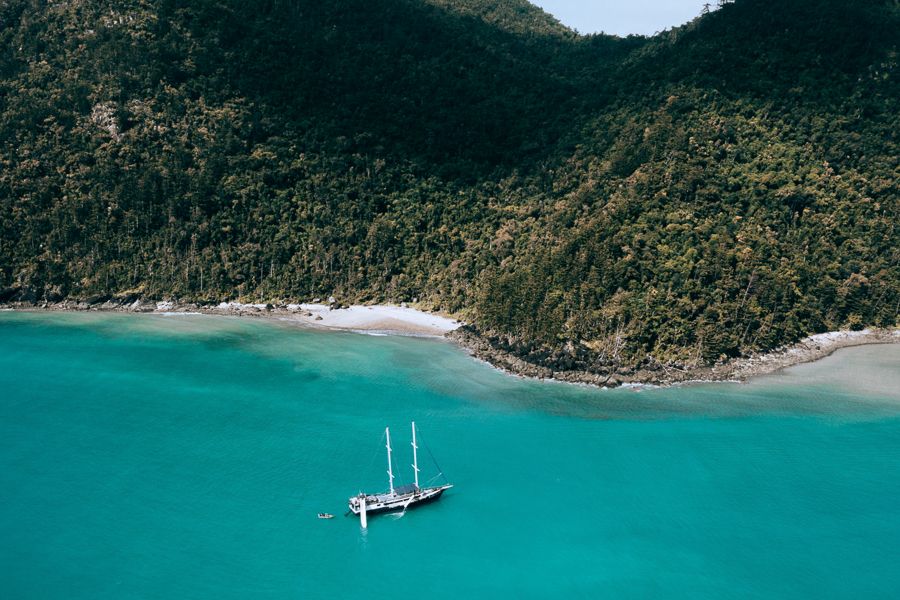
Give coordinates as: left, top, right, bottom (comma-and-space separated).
348, 422, 452, 528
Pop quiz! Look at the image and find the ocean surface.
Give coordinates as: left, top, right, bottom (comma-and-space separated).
1, 311, 899, 599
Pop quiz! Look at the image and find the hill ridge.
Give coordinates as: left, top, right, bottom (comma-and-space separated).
1, 0, 897, 378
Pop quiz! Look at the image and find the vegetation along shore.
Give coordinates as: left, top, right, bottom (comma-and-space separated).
2, 296, 896, 387
1, 0, 897, 384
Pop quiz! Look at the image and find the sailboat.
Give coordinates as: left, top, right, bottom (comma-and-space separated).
348, 422, 452, 525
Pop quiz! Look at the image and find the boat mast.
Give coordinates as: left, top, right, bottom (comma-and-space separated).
385, 427, 395, 495
411, 421, 419, 489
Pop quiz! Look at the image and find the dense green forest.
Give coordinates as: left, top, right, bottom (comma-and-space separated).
1, 0, 897, 370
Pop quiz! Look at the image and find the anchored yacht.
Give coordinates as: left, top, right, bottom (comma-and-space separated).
348, 422, 452, 527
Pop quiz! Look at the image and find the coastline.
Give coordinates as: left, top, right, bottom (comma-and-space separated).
2, 299, 896, 387
0, 299, 462, 337
449, 326, 900, 388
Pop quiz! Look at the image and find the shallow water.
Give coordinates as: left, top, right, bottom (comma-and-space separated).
1, 312, 898, 598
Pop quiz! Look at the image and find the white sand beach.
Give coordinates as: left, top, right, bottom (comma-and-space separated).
211, 302, 462, 336
4, 296, 896, 386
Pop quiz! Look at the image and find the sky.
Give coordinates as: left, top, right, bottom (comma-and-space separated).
531, 0, 713, 36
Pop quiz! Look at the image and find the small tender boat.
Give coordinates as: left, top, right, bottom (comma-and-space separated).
348, 422, 452, 528
317, 513, 334, 519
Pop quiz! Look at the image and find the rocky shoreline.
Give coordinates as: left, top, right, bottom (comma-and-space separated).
447, 325, 900, 388
2, 290, 897, 388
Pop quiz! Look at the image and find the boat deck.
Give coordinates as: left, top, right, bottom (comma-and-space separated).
349, 484, 452, 515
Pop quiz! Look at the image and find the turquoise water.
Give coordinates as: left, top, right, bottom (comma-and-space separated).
1, 312, 899, 599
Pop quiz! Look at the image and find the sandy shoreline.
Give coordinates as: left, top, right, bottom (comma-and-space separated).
718, 329, 900, 382
0, 299, 462, 337
213, 301, 462, 336
1, 299, 896, 387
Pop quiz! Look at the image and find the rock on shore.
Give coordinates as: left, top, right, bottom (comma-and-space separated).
2, 294, 896, 387
0, 296, 460, 337
448, 325, 900, 388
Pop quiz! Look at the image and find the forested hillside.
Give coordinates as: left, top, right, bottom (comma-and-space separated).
1, 0, 897, 373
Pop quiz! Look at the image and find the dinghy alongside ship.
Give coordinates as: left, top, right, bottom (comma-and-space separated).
348, 422, 452, 527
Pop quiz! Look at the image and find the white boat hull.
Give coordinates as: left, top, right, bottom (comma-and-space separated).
349, 485, 452, 516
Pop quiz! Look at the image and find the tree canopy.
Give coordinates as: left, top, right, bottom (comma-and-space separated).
1, 0, 897, 369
